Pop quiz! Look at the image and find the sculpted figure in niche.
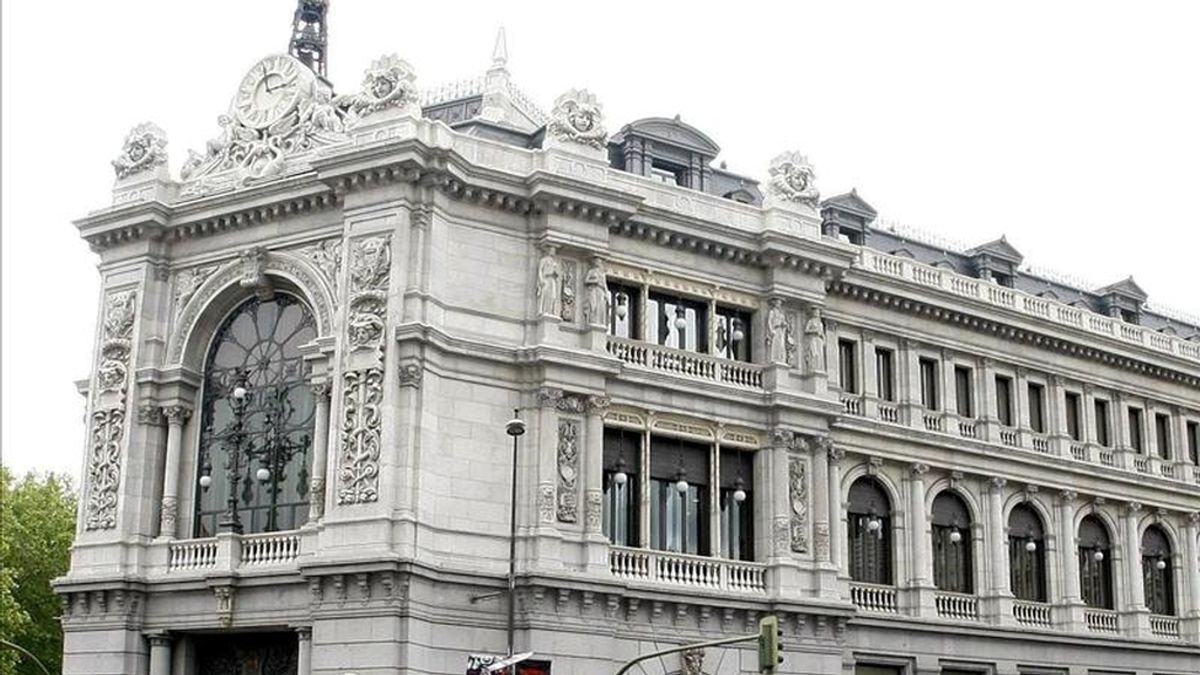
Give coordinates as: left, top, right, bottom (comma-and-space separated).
803, 307, 825, 373
766, 298, 794, 365
582, 257, 610, 325
537, 245, 562, 317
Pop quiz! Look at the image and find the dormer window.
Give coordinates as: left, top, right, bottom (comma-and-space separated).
992, 272, 1014, 288
650, 160, 686, 186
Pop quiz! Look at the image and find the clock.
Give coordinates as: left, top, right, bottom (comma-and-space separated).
233, 55, 313, 129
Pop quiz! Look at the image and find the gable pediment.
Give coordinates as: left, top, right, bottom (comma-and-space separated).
1096, 276, 1148, 301
822, 189, 878, 220
614, 117, 721, 157
966, 236, 1024, 265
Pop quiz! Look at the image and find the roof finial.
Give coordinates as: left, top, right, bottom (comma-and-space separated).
491, 26, 509, 70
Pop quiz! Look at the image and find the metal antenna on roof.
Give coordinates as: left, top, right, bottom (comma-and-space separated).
290, 0, 329, 78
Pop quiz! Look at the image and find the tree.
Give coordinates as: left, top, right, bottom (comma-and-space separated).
0, 467, 77, 675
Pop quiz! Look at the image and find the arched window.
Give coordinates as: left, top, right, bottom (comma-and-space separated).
194, 295, 317, 536
1078, 515, 1114, 609
1008, 504, 1047, 601
1142, 526, 1175, 616
931, 491, 973, 593
847, 477, 892, 584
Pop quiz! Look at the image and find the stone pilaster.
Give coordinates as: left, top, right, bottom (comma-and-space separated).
157, 405, 192, 539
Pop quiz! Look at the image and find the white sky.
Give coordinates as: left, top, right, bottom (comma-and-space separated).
3, 1, 1199, 481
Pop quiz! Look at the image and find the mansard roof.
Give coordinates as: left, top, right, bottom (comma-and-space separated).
611, 116, 721, 157
821, 189, 877, 220
965, 236, 1024, 265
1096, 276, 1149, 301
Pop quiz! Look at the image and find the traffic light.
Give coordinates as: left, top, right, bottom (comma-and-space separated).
757, 615, 783, 673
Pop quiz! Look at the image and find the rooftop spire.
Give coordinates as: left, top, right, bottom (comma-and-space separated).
490, 26, 509, 71
290, 0, 329, 78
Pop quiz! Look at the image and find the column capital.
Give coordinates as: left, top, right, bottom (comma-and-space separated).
1126, 501, 1143, 515
146, 632, 172, 647
988, 476, 1007, 490
1049, 374, 1065, 387
1058, 489, 1077, 503
1188, 512, 1200, 527
586, 394, 611, 412
162, 404, 192, 425
910, 462, 929, 476
861, 329, 875, 345
309, 380, 333, 398
294, 626, 312, 641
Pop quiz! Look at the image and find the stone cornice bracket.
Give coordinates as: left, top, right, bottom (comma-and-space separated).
397, 361, 423, 389
910, 462, 929, 476
1126, 501, 1143, 515
586, 394, 611, 412
238, 246, 274, 300
1058, 489, 1078, 503
948, 470, 964, 490
865, 456, 882, 476
1020, 484, 1038, 501
827, 445, 846, 465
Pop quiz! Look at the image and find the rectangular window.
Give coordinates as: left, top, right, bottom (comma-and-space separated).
875, 348, 895, 402
1065, 392, 1082, 441
1188, 421, 1199, 465
1154, 413, 1171, 459
1128, 407, 1144, 453
995, 375, 1014, 427
955, 366, 974, 418
1028, 383, 1046, 434
919, 358, 939, 410
719, 450, 754, 561
602, 428, 640, 547
649, 436, 710, 556
647, 293, 708, 353
839, 339, 858, 394
713, 305, 752, 362
607, 282, 640, 340
1094, 399, 1111, 447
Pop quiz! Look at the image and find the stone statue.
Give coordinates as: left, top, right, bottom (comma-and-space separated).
547, 88, 607, 149
582, 257, 609, 325
537, 246, 562, 317
766, 298, 794, 365
803, 307, 825, 373
766, 151, 819, 207
112, 122, 168, 179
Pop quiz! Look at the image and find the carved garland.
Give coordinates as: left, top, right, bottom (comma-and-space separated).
556, 419, 580, 523
84, 290, 137, 530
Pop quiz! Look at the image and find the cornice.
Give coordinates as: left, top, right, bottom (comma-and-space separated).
828, 279, 1200, 388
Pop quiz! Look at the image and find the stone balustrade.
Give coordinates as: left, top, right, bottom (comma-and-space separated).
1150, 614, 1181, 640
165, 531, 302, 574
608, 546, 766, 594
607, 336, 764, 390
1012, 600, 1052, 627
1084, 608, 1119, 634
240, 531, 302, 568
934, 590, 979, 621
167, 537, 218, 571
849, 582, 899, 614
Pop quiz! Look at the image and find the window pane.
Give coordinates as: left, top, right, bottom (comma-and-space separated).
875, 349, 895, 401
995, 376, 1013, 427
648, 293, 707, 353
955, 366, 973, 417
714, 306, 752, 362
607, 282, 640, 339
1028, 383, 1045, 433
1094, 400, 1111, 447
1065, 392, 1081, 440
919, 358, 939, 410
1155, 414, 1171, 459
839, 340, 858, 394
1128, 408, 1144, 452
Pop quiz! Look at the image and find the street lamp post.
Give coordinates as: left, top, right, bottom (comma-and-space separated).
216, 371, 251, 534
504, 409, 527, 659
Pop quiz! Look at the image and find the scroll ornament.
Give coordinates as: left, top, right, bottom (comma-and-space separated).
112, 122, 168, 180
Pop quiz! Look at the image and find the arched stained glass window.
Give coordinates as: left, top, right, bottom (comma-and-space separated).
194, 294, 317, 536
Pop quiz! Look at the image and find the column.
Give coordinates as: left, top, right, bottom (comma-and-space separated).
1183, 513, 1200, 642
584, 396, 610, 574
296, 627, 312, 675
811, 438, 831, 565
147, 633, 171, 675
158, 406, 192, 539
907, 463, 934, 616
1080, 385, 1096, 448
979, 358, 999, 442
1120, 501, 1149, 637
828, 446, 845, 571
1143, 400, 1160, 461
1013, 368, 1030, 445
1047, 375, 1069, 456
861, 332, 878, 418
1172, 408, 1190, 471
307, 382, 332, 522
986, 478, 1014, 625
940, 349, 958, 430
899, 339, 922, 429
824, 320, 841, 391
1054, 490, 1084, 630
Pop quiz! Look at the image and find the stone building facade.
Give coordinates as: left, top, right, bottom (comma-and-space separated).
58, 35, 1200, 675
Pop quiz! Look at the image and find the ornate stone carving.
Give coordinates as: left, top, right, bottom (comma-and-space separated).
340, 54, 418, 121
680, 647, 705, 675
398, 362, 423, 388
112, 122, 168, 179
547, 89, 607, 149
766, 298, 795, 366
582, 257, 610, 326
214, 586, 234, 628
773, 517, 790, 555
137, 404, 165, 426
537, 484, 556, 524
803, 307, 825, 373
160, 496, 178, 533
789, 456, 809, 553
585, 490, 603, 532
84, 408, 125, 530
766, 151, 819, 207
336, 367, 384, 504
295, 238, 342, 302
96, 291, 137, 398
560, 259, 577, 321
347, 235, 392, 353
162, 405, 192, 426
556, 420, 580, 523
536, 245, 562, 317
238, 246, 272, 296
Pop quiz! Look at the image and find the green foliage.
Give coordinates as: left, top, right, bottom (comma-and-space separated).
0, 467, 77, 675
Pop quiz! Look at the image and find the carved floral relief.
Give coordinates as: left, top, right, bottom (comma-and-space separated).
556, 419, 580, 523
84, 289, 138, 530
112, 122, 168, 180
788, 455, 809, 553
336, 367, 384, 504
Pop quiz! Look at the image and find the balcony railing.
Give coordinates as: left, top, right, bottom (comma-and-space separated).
878, 402, 899, 424
849, 582, 898, 614
1084, 608, 1119, 634
856, 247, 1200, 366
923, 412, 943, 432
608, 546, 766, 594
1150, 614, 1181, 640
239, 531, 301, 568
957, 420, 978, 439
606, 336, 763, 389
168, 537, 218, 571
1030, 435, 1050, 453
1012, 600, 1052, 627
1134, 456, 1151, 474
934, 591, 979, 621
1000, 428, 1019, 447
1070, 443, 1087, 461
841, 395, 864, 416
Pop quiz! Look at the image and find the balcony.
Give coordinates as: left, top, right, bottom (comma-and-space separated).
165, 531, 302, 574
934, 591, 979, 621
606, 336, 764, 390
1150, 614, 1181, 640
1012, 600, 1052, 628
1084, 608, 1119, 634
849, 582, 899, 614
608, 546, 766, 594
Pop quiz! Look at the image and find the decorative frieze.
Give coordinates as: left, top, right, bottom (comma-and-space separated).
347, 235, 391, 354
789, 455, 809, 553
295, 238, 343, 302
336, 367, 384, 505
556, 419, 580, 523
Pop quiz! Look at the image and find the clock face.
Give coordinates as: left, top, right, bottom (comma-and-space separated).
234, 55, 311, 129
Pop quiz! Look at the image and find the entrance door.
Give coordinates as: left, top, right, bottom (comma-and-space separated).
194, 632, 298, 675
